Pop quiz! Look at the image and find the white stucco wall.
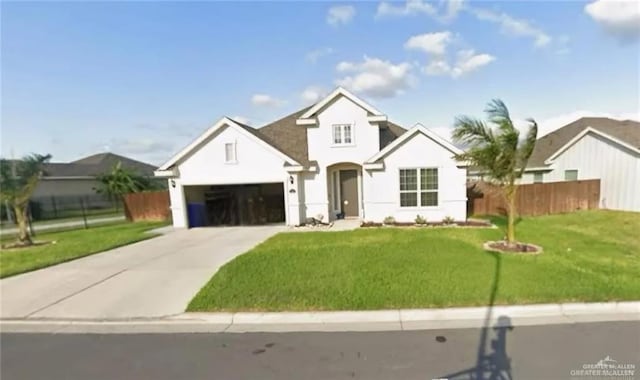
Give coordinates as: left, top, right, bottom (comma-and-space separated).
168, 180, 187, 227
364, 133, 467, 222
303, 96, 382, 221
167, 124, 299, 227
178, 125, 288, 185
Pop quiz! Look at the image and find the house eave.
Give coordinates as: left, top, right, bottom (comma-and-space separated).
363, 162, 384, 170
154, 169, 178, 178
296, 118, 317, 126
367, 115, 388, 123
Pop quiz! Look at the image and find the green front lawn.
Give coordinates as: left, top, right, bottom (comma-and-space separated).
188, 210, 640, 311
0, 221, 166, 278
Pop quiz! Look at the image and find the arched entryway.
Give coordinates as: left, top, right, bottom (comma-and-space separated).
326, 163, 363, 221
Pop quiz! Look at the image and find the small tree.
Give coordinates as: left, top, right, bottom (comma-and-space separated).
453, 100, 537, 245
0, 154, 51, 245
95, 161, 159, 206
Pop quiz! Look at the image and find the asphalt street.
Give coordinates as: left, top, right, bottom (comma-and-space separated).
2, 321, 638, 379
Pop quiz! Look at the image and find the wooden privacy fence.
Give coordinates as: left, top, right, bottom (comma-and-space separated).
467, 179, 600, 217
123, 191, 170, 222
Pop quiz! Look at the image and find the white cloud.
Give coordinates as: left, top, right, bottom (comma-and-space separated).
335, 56, 415, 98
376, 0, 436, 18
306, 47, 334, 63
424, 49, 495, 78
376, 0, 464, 21
404, 32, 452, 55
405, 32, 495, 79
470, 7, 551, 47
442, 0, 465, 22
424, 59, 452, 76
327, 5, 355, 26
450, 49, 495, 78
300, 86, 327, 104
251, 94, 286, 107
536, 110, 640, 137
584, 0, 640, 40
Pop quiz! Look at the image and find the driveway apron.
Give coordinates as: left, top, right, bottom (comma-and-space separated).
0, 226, 283, 319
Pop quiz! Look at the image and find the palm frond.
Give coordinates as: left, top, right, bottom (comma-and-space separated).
484, 99, 510, 124
516, 118, 538, 177
452, 116, 495, 147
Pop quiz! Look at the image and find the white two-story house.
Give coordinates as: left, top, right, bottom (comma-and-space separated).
155, 88, 468, 227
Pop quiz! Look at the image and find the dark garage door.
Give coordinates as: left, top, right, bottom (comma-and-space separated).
200, 183, 285, 226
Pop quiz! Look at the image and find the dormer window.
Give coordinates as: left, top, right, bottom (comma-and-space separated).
332, 124, 353, 145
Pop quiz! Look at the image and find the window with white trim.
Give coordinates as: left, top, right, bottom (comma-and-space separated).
224, 142, 236, 163
332, 124, 353, 145
399, 168, 438, 207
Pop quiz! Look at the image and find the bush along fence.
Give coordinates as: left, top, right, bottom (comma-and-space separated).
467, 179, 601, 217
123, 191, 170, 222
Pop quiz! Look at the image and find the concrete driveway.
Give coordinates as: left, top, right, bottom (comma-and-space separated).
0, 226, 283, 320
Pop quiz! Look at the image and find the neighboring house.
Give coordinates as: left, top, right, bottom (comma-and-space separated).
33, 152, 158, 199
519, 117, 639, 212
156, 87, 468, 227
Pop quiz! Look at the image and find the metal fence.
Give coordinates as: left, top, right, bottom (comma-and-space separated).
1, 193, 125, 236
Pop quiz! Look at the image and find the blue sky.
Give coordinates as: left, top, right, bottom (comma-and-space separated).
2, 0, 639, 165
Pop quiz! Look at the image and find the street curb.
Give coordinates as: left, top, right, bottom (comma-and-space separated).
1, 302, 638, 334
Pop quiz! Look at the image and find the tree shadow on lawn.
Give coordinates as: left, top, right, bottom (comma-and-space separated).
439, 252, 515, 380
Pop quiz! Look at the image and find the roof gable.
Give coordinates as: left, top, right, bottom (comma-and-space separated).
296, 87, 387, 125
365, 124, 464, 164
157, 117, 301, 171
545, 127, 640, 164
528, 117, 640, 167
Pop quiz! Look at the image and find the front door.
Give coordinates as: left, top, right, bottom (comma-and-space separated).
340, 170, 359, 217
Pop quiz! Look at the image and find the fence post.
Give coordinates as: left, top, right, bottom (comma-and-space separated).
80, 197, 89, 229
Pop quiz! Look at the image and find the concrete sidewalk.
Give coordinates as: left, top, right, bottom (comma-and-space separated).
2, 301, 638, 334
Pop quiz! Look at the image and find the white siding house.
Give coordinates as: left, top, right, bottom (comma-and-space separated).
156, 87, 469, 227
519, 118, 640, 212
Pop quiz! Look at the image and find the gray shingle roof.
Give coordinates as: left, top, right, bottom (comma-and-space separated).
527, 117, 640, 168
234, 106, 407, 167
43, 153, 157, 177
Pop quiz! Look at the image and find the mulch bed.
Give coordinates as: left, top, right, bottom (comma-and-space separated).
483, 240, 542, 255
361, 220, 493, 228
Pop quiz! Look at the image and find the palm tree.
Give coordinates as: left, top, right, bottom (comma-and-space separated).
0, 154, 51, 245
453, 100, 537, 245
94, 162, 145, 207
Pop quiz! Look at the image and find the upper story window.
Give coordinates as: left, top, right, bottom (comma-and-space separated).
533, 172, 543, 183
332, 124, 353, 145
224, 142, 237, 163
